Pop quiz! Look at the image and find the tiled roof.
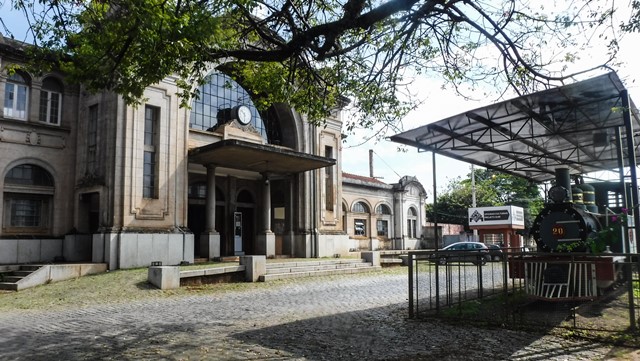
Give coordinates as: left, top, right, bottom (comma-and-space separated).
342, 172, 388, 185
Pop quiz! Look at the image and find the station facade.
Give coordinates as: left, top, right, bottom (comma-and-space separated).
0, 37, 427, 269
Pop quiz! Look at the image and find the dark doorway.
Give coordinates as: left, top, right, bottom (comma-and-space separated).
188, 204, 206, 257
272, 186, 286, 256
216, 205, 226, 255
79, 192, 100, 234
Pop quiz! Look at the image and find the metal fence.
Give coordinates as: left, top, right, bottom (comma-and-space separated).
408, 249, 640, 333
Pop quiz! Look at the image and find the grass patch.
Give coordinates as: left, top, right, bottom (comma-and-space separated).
0, 262, 402, 313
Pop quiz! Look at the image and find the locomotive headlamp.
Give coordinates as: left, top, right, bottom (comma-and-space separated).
548, 185, 569, 203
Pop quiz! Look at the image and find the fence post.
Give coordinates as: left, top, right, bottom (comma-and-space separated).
408, 252, 414, 318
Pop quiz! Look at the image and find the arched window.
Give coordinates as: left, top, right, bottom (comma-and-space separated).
376, 204, 391, 214
39, 77, 63, 125
376, 204, 391, 237
3, 164, 54, 233
407, 207, 418, 238
352, 201, 370, 213
5, 164, 53, 186
189, 72, 267, 140
4, 72, 29, 120
237, 189, 254, 203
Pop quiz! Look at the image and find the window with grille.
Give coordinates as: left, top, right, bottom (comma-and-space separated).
3, 164, 54, 233
143, 106, 159, 198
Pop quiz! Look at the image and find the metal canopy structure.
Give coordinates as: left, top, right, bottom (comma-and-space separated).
390, 72, 640, 183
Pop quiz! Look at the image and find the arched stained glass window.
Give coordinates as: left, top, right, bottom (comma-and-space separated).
189, 72, 266, 139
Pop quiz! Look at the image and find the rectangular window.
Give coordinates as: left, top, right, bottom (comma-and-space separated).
324, 146, 334, 211
354, 219, 366, 236
412, 220, 417, 238
143, 151, 156, 198
407, 220, 417, 238
39, 91, 61, 124
377, 219, 388, 236
4, 82, 28, 119
4, 195, 50, 229
11, 199, 42, 227
143, 105, 159, 198
87, 105, 98, 174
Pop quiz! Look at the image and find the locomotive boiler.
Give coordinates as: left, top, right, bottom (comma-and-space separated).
530, 168, 605, 253
518, 168, 625, 300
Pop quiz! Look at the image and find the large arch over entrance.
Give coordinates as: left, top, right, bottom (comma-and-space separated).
187, 70, 335, 259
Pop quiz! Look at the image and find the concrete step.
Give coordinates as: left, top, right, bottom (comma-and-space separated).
19, 265, 42, 271
265, 262, 373, 275
0, 282, 18, 291
11, 271, 33, 277
2, 276, 24, 283
259, 265, 381, 282
266, 259, 365, 269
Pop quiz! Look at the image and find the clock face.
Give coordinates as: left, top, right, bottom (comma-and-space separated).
236, 105, 252, 125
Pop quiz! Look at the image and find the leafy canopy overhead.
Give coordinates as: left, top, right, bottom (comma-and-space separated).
2, 0, 626, 133
426, 168, 543, 228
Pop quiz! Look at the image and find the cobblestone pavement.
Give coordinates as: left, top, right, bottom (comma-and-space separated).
0, 272, 633, 360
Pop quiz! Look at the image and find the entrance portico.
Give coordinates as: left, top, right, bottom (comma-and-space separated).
189, 139, 335, 259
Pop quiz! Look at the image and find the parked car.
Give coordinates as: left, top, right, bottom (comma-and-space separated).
486, 244, 504, 261
431, 242, 490, 266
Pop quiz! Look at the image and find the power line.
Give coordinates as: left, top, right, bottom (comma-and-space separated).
371, 149, 403, 179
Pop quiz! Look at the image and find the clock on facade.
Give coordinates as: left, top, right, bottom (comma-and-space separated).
233, 105, 252, 125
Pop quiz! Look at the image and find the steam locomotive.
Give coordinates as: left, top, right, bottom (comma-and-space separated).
517, 168, 626, 300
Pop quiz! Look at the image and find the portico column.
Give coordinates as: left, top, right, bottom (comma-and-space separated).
263, 173, 272, 232
206, 164, 217, 232
256, 173, 275, 257
201, 164, 220, 259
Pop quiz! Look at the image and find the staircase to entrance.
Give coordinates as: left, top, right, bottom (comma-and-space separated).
260, 258, 381, 281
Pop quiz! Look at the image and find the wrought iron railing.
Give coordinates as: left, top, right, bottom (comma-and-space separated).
408, 249, 640, 333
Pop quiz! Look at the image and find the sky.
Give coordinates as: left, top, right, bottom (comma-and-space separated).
340, 14, 640, 202
1, 2, 639, 202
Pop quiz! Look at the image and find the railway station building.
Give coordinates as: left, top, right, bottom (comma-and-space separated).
0, 37, 427, 269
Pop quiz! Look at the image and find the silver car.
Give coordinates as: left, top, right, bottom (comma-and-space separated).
431, 242, 490, 266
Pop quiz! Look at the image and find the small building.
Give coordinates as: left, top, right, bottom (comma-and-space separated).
467, 205, 525, 249
341, 173, 427, 251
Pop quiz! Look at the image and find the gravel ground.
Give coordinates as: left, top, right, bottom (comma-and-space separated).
0, 271, 637, 360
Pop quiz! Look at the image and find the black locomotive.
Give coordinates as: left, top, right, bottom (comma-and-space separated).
530, 168, 625, 253
518, 168, 626, 300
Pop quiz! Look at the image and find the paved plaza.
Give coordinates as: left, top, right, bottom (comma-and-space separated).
0, 271, 632, 360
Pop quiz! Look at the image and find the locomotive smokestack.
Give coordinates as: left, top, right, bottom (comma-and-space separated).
555, 168, 572, 202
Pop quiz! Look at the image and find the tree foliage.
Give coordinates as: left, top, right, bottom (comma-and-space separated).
1, 0, 624, 134
426, 168, 543, 229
